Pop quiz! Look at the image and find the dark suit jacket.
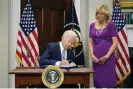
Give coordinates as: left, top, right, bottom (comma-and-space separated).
39, 42, 84, 67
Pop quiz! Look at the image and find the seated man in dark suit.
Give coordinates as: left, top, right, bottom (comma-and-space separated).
40, 30, 84, 66
39, 30, 84, 88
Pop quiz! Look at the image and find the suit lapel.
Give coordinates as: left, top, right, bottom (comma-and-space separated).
56, 42, 62, 61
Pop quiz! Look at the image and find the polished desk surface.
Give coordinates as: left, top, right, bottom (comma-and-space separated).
9, 66, 95, 74
9, 66, 94, 88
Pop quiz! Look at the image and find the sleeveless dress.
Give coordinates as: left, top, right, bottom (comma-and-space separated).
89, 22, 118, 88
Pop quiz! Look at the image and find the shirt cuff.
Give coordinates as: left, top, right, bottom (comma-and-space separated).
55, 61, 61, 65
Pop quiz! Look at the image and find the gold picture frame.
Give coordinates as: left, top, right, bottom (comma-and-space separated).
113, 0, 133, 8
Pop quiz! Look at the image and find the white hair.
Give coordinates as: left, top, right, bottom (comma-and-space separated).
63, 30, 77, 38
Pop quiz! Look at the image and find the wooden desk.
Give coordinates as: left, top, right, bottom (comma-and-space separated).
9, 67, 94, 88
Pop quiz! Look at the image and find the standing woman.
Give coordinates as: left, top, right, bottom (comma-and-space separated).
88, 5, 118, 88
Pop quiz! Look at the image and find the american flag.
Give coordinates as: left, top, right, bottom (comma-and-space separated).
112, 0, 131, 85
16, 0, 39, 67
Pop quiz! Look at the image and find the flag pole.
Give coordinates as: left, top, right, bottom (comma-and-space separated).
27, 0, 31, 59
27, 0, 32, 66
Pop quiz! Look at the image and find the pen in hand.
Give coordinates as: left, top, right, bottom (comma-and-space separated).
63, 57, 72, 63
62, 57, 76, 66
60, 57, 69, 65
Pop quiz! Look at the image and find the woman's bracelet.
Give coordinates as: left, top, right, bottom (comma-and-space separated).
105, 55, 108, 58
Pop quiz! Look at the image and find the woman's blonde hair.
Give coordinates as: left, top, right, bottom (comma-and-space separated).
95, 4, 111, 22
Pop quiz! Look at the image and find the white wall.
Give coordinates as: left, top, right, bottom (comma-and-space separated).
0, 0, 9, 88
126, 25, 133, 47
9, 0, 20, 88
89, 0, 113, 24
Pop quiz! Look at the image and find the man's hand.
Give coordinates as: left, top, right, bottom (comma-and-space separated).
69, 62, 76, 66
59, 60, 69, 65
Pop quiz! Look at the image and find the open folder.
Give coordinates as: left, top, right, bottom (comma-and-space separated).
40, 65, 87, 69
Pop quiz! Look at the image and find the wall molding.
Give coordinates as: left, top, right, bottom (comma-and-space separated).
9, 0, 20, 87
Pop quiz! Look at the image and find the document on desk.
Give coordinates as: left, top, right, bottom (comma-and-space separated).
59, 65, 77, 69
40, 65, 87, 69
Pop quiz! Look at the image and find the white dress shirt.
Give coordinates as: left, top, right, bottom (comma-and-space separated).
55, 42, 67, 65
